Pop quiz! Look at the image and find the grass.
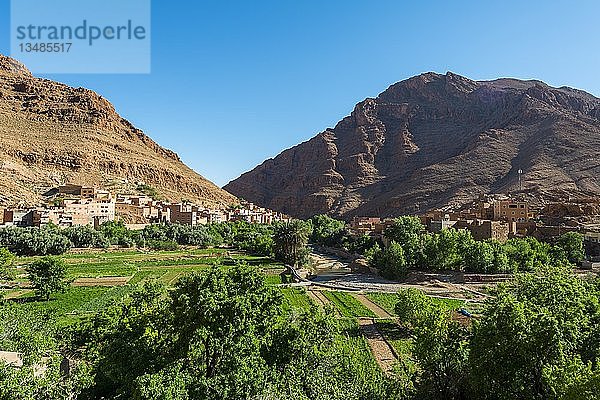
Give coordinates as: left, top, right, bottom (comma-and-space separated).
12, 286, 116, 326
323, 291, 376, 318
5, 248, 287, 326
374, 319, 418, 378
366, 292, 466, 316
280, 287, 314, 311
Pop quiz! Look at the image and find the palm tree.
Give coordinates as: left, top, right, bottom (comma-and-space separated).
273, 220, 311, 268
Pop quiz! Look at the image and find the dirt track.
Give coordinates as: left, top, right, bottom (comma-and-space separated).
352, 293, 394, 318
358, 318, 397, 373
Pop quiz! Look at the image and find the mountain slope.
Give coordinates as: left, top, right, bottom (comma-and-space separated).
225, 72, 600, 219
0, 55, 237, 206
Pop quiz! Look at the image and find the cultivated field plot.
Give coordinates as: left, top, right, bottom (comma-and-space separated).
3, 248, 287, 325
322, 291, 376, 318
12, 248, 285, 286
72, 276, 132, 287
281, 287, 314, 312
365, 292, 466, 316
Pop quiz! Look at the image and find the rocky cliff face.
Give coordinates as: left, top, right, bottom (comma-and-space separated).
0, 55, 237, 206
225, 72, 600, 219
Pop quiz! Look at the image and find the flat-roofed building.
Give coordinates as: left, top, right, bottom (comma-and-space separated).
493, 200, 529, 222
585, 231, 600, 260
454, 219, 510, 242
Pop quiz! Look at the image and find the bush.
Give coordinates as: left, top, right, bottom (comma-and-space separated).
0, 248, 15, 280
26, 256, 69, 300
0, 226, 71, 256
63, 225, 109, 248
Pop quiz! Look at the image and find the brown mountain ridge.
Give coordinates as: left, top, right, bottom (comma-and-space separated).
225, 72, 600, 219
0, 55, 237, 207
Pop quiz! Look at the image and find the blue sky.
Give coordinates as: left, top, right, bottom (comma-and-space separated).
1, 0, 599, 186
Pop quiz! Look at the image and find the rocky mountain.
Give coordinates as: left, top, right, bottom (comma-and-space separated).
225, 72, 600, 219
0, 55, 237, 207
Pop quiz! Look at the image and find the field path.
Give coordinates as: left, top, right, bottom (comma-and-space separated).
352, 293, 394, 319
306, 289, 398, 373
307, 289, 330, 307
358, 318, 397, 373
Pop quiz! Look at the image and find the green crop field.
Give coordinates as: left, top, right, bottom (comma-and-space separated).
366, 292, 466, 316
335, 318, 384, 373
323, 291, 376, 318
281, 287, 314, 311
10, 248, 284, 286
12, 286, 116, 326
3, 248, 287, 326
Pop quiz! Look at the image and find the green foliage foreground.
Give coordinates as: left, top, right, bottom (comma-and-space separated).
1, 261, 599, 400
393, 266, 600, 399
73, 264, 399, 400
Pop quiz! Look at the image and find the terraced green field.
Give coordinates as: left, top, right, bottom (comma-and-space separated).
3, 248, 287, 325
12, 248, 285, 285
365, 292, 465, 316
323, 291, 376, 318
10, 286, 133, 326
281, 287, 314, 311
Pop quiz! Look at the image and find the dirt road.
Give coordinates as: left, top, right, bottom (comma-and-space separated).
358, 318, 397, 373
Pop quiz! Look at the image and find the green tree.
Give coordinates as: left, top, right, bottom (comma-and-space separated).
273, 220, 312, 267
394, 288, 435, 327
0, 226, 71, 256
0, 303, 91, 399
463, 240, 495, 273
372, 241, 408, 280
26, 256, 69, 300
384, 216, 425, 268
394, 289, 469, 399
489, 239, 512, 273
168, 265, 281, 399
423, 228, 474, 270
84, 280, 171, 398
412, 308, 470, 400
555, 232, 585, 265
469, 266, 600, 399
63, 225, 109, 248
0, 248, 14, 280
503, 237, 552, 272
99, 220, 136, 247
231, 222, 274, 256
309, 214, 346, 246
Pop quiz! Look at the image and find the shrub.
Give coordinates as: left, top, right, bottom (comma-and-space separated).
26, 256, 70, 301
0, 226, 71, 256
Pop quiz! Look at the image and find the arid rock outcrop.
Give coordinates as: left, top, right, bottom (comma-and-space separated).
225, 72, 600, 219
0, 54, 237, 206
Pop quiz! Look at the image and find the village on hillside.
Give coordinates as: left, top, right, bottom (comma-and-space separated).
0, 183, 291, 229
1, 184, 599, 266
346, 194, 600, 267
